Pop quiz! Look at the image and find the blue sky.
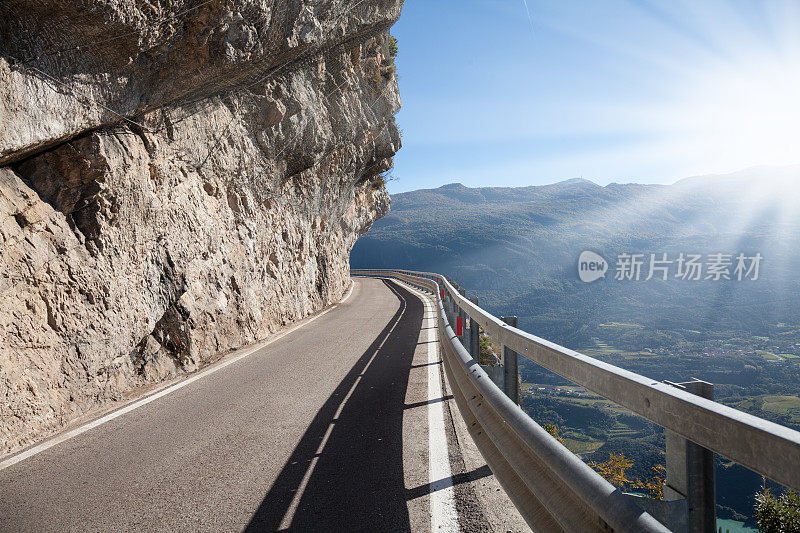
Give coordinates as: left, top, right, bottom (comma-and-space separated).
387, 1, 800, 193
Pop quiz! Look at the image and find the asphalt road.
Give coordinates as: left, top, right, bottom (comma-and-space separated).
0, 278, 461, 532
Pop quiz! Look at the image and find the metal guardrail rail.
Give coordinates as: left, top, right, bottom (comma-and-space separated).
351, 268, 800, 533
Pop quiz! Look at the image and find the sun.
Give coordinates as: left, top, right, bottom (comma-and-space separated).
678, 58, 800, 170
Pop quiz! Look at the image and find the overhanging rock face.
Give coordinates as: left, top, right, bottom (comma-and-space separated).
0, 0, 402, 453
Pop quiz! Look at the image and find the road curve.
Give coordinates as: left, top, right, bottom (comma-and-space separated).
0, 278, 487, 532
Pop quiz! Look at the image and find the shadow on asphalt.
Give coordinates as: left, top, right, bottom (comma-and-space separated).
404, 395, 454, 410
245, 279, 422, 532
410, 360, 441, 369
405, 465, 492, 501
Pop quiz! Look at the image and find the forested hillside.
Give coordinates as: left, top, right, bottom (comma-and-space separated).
352, 168, 800, 354
352, 167, 800, 526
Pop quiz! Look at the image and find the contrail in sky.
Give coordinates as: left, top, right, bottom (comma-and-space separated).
521, 0, 535, 36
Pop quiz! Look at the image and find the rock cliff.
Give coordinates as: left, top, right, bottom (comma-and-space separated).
0, 0, 401, 453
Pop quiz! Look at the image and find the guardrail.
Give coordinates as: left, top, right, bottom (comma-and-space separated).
351, 268, 800, 533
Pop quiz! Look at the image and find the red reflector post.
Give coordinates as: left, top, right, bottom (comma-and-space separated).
457, 316, 463, 336
440, 289, 444, 299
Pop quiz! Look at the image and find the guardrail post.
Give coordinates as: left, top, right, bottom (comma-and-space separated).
448, 285, 457, 325
469, 296, 480, 360
500, 316, 519, 405
443, 279, 450, 310
664, 379, 715, 533
454, 285, 459, 320
457, 288, 467, 349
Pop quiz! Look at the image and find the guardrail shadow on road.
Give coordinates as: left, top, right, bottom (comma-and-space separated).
404, 464, 493, 501
354, 268, 800, 533
245, 280, 420, 532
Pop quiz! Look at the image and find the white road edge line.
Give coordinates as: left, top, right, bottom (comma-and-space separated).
424, 295, 460, 532
0, 281, 356, 472
394, 280, 459, 532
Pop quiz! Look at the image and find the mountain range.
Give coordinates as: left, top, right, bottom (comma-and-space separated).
352, 166, 800, 353
351, 165, 800, 525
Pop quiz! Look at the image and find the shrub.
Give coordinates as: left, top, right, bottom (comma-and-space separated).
755, 487, 800, 532
369, 67, 381, 84
632, 465, 666, 500
479, 333, 500, 365
589, 452, 633, 488
543, 423, 566, 445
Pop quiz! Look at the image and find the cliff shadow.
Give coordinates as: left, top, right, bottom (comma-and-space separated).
245, 279, 422, 532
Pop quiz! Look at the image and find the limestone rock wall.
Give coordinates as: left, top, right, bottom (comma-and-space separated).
0, 0, 400, 453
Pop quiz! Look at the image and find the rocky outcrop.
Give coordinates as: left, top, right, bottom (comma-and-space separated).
0, 0, 401, 453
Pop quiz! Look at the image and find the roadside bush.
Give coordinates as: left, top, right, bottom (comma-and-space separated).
755, 488, 800, 532
543, 423, 566, 445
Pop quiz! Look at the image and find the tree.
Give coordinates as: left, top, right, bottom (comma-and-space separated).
589, 452, 633, 488
755, 487, 800, 532
633, 465, 667, 500
543, 423, 566, 445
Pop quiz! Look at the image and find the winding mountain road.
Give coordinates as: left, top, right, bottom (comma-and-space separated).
0, 278, 522, 532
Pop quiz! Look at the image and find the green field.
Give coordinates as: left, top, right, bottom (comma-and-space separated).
579, 338, 645, 357
559, 395, 630, 414
729, 394, 800, 426
762, 394, 800, 416
563, 437, 604, 454
523, 387, 647, 455
757, 350, 784, 361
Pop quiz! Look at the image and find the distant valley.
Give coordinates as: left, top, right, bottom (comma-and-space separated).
352, 166, 800, 526
353, 166, 800, 367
